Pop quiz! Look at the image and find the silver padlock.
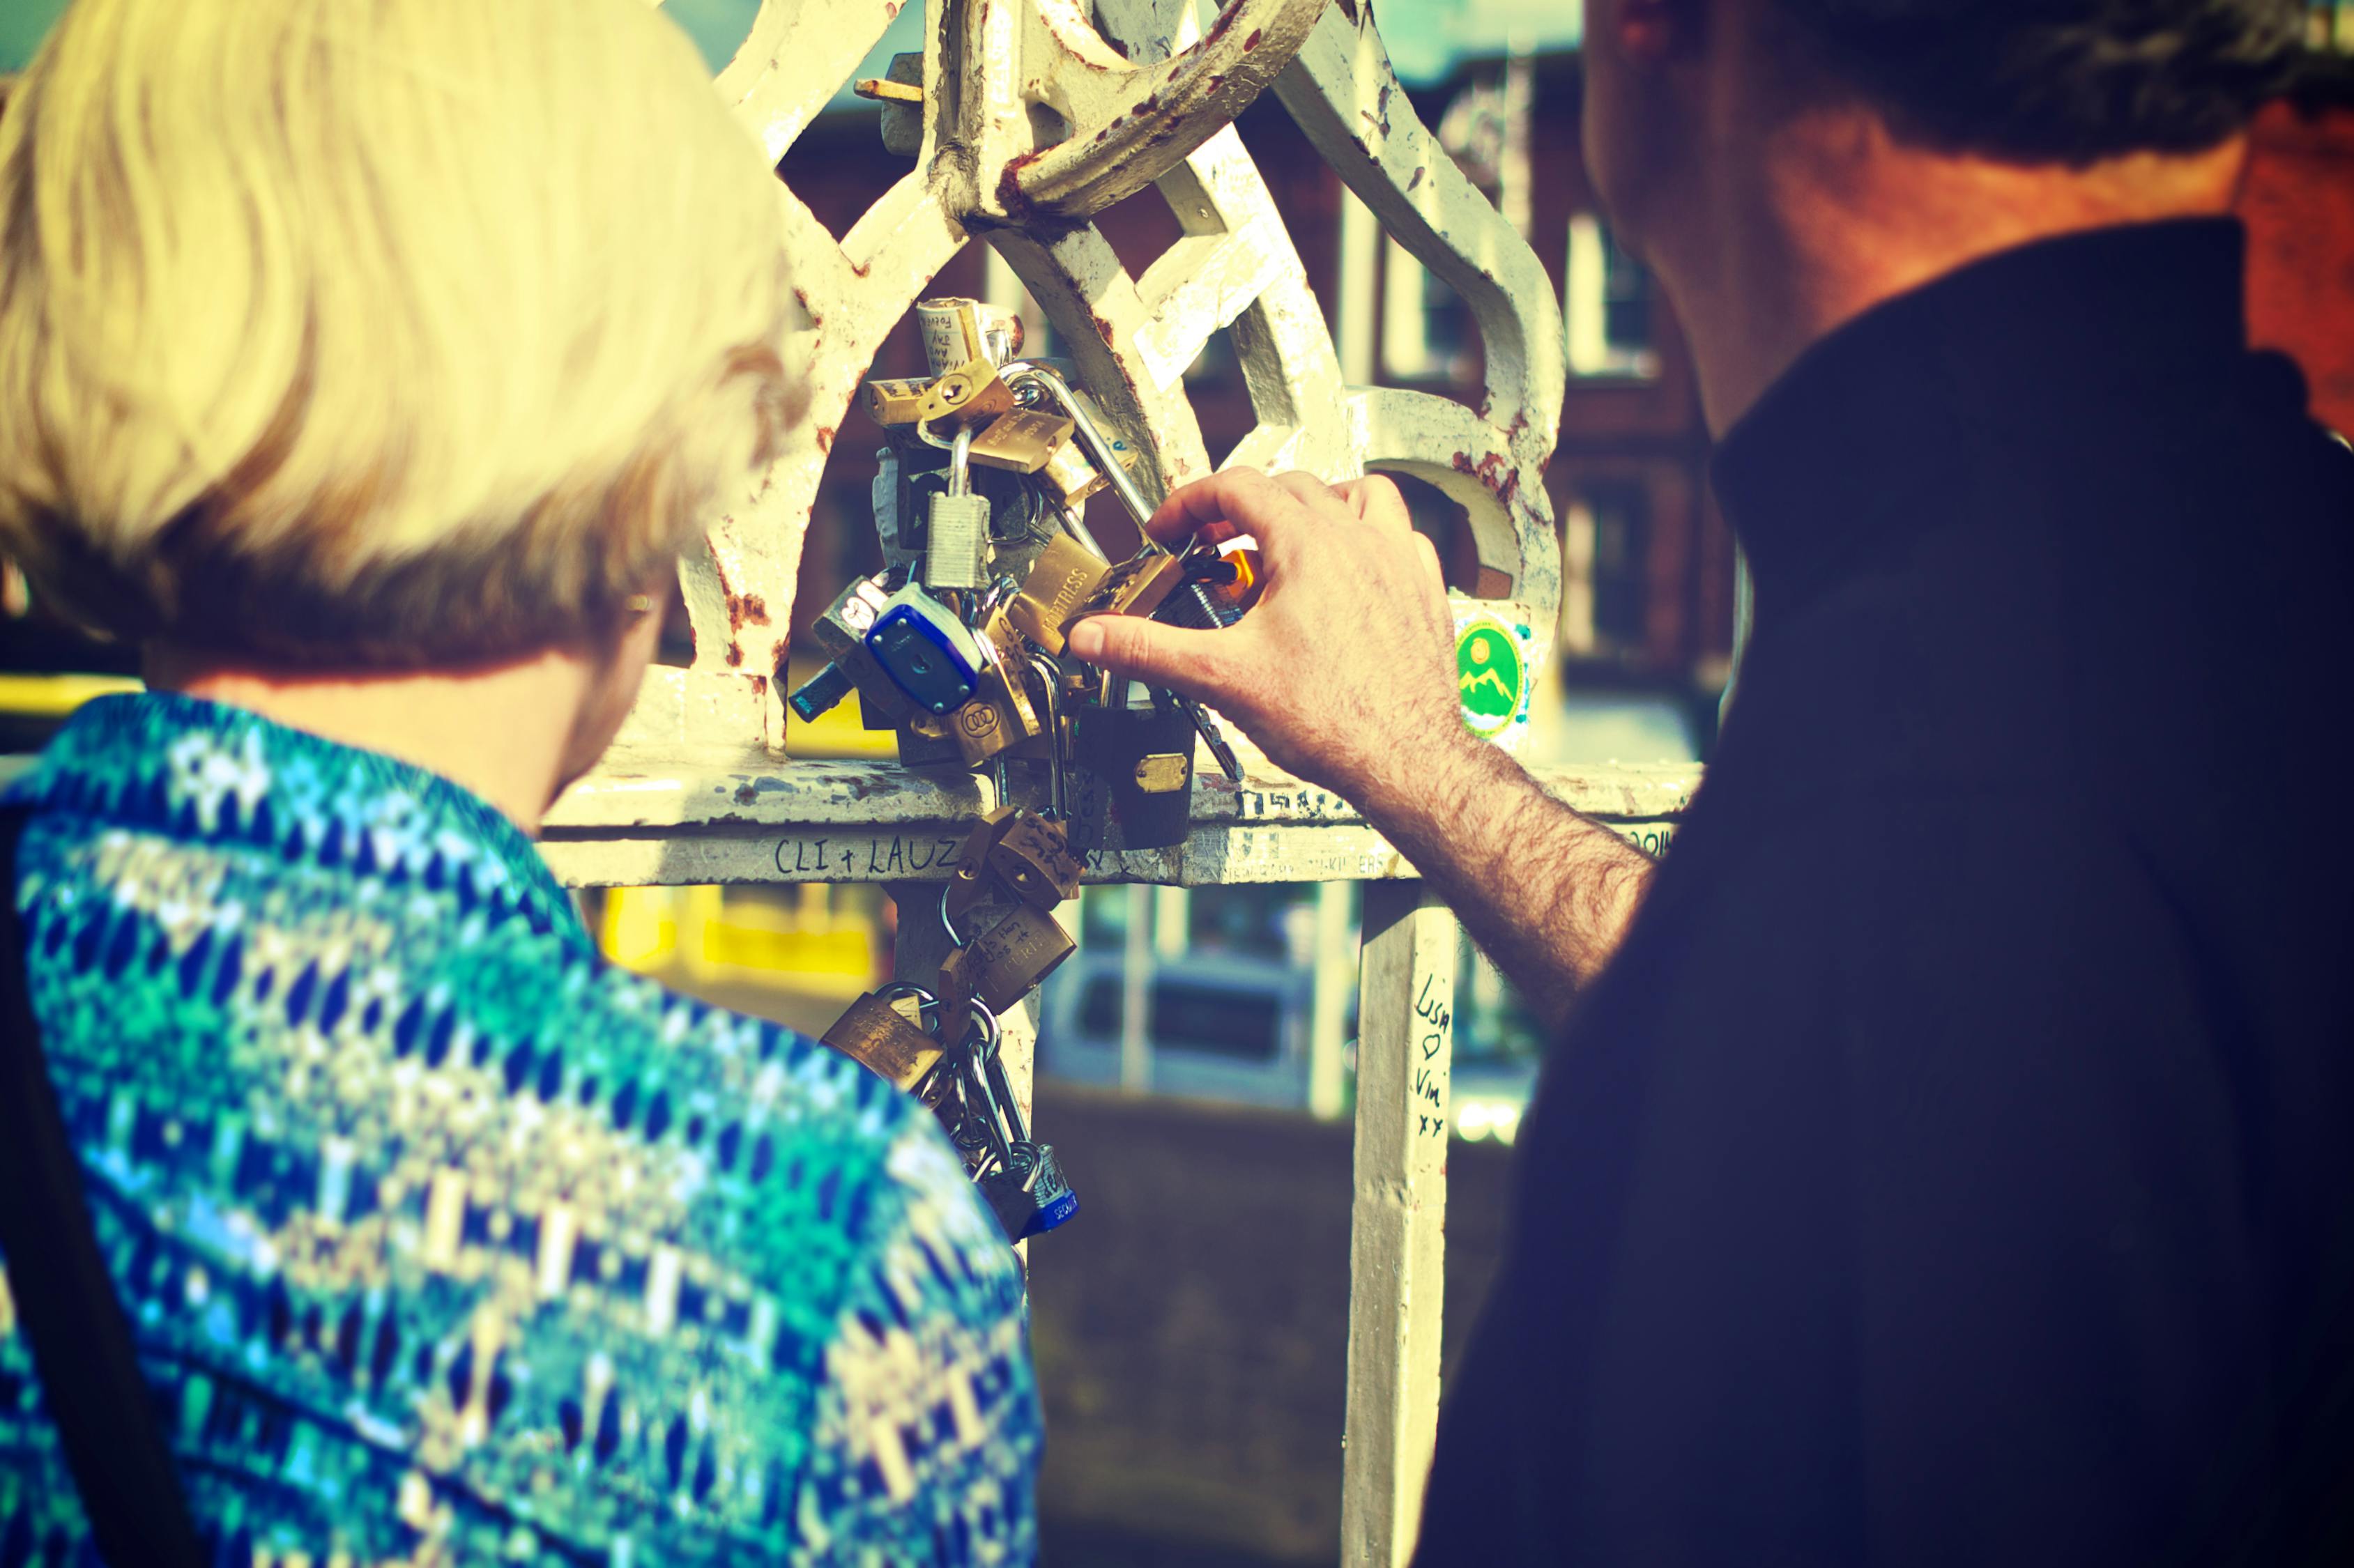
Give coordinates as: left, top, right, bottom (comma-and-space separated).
923, 425, 991, 592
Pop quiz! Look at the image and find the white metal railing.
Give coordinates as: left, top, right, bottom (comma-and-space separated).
558, 1, 1651, 1556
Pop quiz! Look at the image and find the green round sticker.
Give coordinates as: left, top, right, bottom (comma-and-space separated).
1455, 618, 1524, 737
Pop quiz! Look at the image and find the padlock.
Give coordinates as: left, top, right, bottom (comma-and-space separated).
866, 583, 985, 714
1039, 436, 1111, 509
968, 409, 1077, 475
914, 358, 1016, 429
786, 661, 855, 723
987, 813, 1080, 910
941, 806, 1019, 923
819, 983, 944, 1092
947, 688, 1016, 767
978, 1045, 1078, 1239
922, 426, 991, 592
1014, 1143, 1080, 1238
1073, 551, 1185, 624
1073, 699, 1198, 850
1006, 535, 1111, 655
937, 898, 1075, 1040
811, 572, 895, 659
916, 298, 1023, 375
862, 376, 932, 426
871, 445, 922, 569
896, 709, 963, 767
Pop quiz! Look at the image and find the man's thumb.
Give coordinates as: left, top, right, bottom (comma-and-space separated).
1065, 613, 1214, 693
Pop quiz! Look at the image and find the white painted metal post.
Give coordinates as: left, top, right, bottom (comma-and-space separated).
1340, 883, 1457, 1567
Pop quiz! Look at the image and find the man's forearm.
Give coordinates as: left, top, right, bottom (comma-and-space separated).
1351, 736, 1653, 1028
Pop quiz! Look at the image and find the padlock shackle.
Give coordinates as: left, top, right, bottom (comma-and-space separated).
1000, 362, 1152, 533
1026, 650, 1068, 821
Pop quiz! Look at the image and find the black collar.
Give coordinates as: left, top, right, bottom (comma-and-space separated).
1709, 218, 2249, 608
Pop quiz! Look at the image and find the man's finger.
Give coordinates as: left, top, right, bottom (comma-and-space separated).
1142, 468, 1312, 556
1064, 613, 1236, 698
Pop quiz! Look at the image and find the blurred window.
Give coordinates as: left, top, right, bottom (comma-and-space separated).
1078, 974, 1124, 1040
1150, 979, 1283, 1063
1565, 213, 1660, 381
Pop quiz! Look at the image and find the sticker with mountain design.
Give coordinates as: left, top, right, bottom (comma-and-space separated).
1453, 613, 1529, 743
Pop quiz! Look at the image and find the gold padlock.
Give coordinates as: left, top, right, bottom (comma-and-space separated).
1007, 536, 1113, 655
969, 410, 1078, 474
938, 903, 1076, 1038
942, 806, 1020, 923
820, 987, 942, 1091
862, 377, 932, 426
949, 689, 1016, 768
1076, 551, 1184, 623
988, 812, 1082, 909
915, 358, 1017, 428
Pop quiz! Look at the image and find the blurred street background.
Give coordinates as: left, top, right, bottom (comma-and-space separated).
4, 1, 2351, 1561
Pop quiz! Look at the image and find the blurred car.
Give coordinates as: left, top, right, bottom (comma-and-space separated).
1039, 951, 1314, 1111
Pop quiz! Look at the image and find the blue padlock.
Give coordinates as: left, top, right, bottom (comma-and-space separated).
865, 585, 985, 715
1019, 1143, 1079, 1238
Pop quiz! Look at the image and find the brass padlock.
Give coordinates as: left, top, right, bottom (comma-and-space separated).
820, 985, 942, 1091
942, 806, 1019, 923
988, 812, 1082, 909
969, 409, 1078, 475
1075, 551, 1184, 624
938, 902, 1076, 1038
949, 689, 1016, 768
915, 358, 1017, 428
1007, 536, 1113, 655
1038, 422, 1139, 507
862, 377, 932, 426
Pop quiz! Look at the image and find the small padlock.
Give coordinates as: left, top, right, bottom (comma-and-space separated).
1006, 535, 1112, 655
922, 426, 991, 592
968, 409, 1078, 475
1073, 698, 1198, 850
947, 688, 1016, 767
987, 813, 1080, 910
978, 1044, 1078, 1239
786, 661, 855, 723
862, 376, 933, 426
937, 897, 1076, 1040
866, 582, 986, 714
916, 298, 1023, 375
914, 358, 1017, 429
811, 572, 896, 659
819, 983, 944, 1092
942, 806, 1019, 923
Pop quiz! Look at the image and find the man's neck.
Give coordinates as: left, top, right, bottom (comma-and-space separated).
1663, 116, 2248, 435
146, 647, 592, 833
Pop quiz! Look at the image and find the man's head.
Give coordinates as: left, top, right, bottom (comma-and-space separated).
0, 0, 798, 673
1582, 0, 2307, 426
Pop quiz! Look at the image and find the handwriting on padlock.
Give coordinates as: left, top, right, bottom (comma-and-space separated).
938, 904, 1075, 1038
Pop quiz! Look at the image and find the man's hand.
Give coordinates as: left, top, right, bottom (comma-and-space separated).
1067, 465, 1653, 1015
1064, 468, 1473, 804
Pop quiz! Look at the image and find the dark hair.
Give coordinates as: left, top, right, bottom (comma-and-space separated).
1772, 0, 2314, 163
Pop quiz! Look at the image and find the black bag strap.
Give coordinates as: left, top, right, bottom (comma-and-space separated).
0, 808, 206, 1568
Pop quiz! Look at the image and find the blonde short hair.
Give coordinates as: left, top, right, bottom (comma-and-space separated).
0, 0, 796, 665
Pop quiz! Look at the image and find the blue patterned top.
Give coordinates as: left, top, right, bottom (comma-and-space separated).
0, 693, 1039, 1566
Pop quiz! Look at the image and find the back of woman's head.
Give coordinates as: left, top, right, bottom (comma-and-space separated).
0, 0, 796, 666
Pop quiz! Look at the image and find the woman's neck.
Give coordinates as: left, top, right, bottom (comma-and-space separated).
145, 645, 594, 833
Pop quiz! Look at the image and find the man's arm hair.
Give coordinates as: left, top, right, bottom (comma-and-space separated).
1361, 734, 1653, 1029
